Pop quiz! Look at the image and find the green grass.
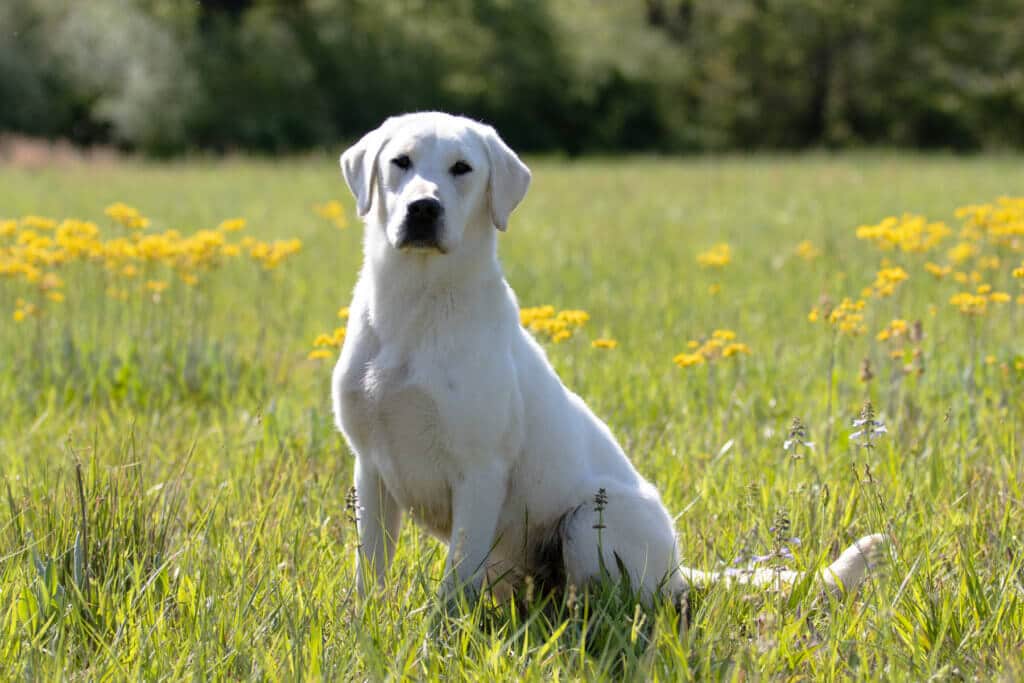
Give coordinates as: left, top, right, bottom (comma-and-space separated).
2, 153, 1023, 679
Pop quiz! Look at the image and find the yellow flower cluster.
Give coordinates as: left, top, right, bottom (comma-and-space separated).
955, 197, 1024, 248
313, 200, 349, 229
808, 297, 866, 336
105, 202, 150, 230
12, 298, 38, 322
696, 243, 731, 268
876, 318, 910, 342
520, 306, 590, 343
2, 205, 304, 320
309, 326, 347, 360
673, 329, 751, 368
1014, 262, 1024, 279
794, 240, 820, 261
855, 214, 951, 253
866, 266, 909, 298
241, 237, 303, 270
949, 284, 1011, 316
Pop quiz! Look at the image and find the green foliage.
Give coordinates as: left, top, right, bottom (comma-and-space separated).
3, 0, 1024, 154
1, 154, 1024, 677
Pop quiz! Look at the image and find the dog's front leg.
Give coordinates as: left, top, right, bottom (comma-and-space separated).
441, 466, 508, 603
354, 458, 402, 597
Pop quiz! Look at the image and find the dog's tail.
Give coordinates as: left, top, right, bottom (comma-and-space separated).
679, 533, 886, 594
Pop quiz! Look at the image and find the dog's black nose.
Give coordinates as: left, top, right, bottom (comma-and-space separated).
407, 198, 442, 221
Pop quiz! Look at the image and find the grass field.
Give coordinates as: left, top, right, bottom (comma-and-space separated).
2, 154, 1023, 679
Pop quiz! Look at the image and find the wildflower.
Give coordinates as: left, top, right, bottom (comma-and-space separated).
552, 330, 572, 343
46, 291, 65, 303
104, 202, 150, 230
338, 306, 350, 319
850, 400, 886, 450
870, 266, 909, 298
145, 280, 169, 293
924, 262, 951, 279
949, 292, 988, 316
217, 218, 246, 232
591, 338, 617, 349
697, 243, 731, 268
21, 215, 58, 231
712, 329, 736, 341
308, 349, 333, 360
1, 219, 18, 237
314, 200, 349, 229
782, 417, 813, 457
1013, 264, 1024, 279
794, 240, 820, 260
673, 352, 705, 368
722, 342, 751, 357
946, 241, 978, 264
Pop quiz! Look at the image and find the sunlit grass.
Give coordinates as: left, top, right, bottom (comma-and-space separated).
1, 153, 1023, 679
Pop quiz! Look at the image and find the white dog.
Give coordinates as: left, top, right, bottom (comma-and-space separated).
332, 112, 882, 608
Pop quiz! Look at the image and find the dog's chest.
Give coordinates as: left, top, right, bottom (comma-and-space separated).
339, 356, 460, 536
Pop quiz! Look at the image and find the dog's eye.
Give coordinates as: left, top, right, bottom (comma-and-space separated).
391, 155, 411, 170
450, 161, 472, 176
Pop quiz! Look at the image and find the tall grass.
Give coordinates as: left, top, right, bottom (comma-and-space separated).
1, 153, 1022, 679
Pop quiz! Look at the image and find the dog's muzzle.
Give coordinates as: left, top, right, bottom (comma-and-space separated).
397, 198, 444, 251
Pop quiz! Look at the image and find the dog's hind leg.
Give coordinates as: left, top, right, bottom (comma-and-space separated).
558, 489, 687, 602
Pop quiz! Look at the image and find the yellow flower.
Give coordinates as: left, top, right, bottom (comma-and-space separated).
697, 243, 731, 268
145, 280, 169, 293
673, 352, 705, 368
794, 240, 820, 260
990, 292, 1011, 303
946, 241, 978, 264
314, 200, 349, 229
976, 284, 992, 295
338, 306, 350, 319
807, 308, 819, 323
308, 349, 333, 360
1, 219, 18, 237
46, 291, 65, 303
122, 264, 139, 278
105, 202, 150, 230
591, 338, 617, 349
552, 330, 572, 343
925, 262, 951, 279
949, 292, 988, 316
722, 342, 751, 357
985, 355, 996, 365
687, 340, 700, 349
221, 244, 241, 257
1013, 265, 1024, 279
712, 329, 736, 341
13, 309, 26, 322
520, 305, 555, 326
217, 218, 247, 232
21, 215, 58, 231
556, 309, 590, 327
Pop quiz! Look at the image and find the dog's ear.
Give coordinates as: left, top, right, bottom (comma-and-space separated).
341, 117, 404, 217
478, 124, 531, 231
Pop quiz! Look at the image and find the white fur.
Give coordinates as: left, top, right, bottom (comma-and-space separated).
333, 112, 883, 605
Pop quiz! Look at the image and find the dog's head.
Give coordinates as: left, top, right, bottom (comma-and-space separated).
340, 113, 531, 255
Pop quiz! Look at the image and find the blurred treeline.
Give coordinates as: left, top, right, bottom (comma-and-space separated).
2, 0, 1023, 156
